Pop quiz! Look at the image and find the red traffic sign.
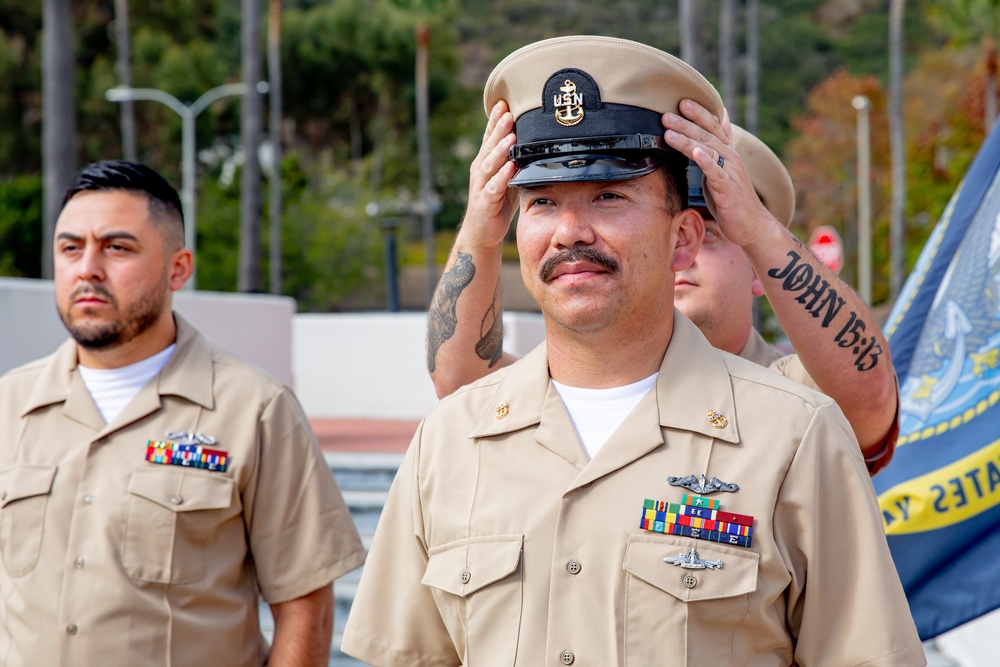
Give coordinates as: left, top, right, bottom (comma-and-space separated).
807, 225, 843, 274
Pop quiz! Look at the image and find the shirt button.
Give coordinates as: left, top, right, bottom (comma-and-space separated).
82, 494, 94, 505
566, 560, 582, 575
169, 495, 184, 506
74, 557, 85, 569
561, 649, 575, 664
460, 570, 471, 584
683, 574, 698, 589
66, 624, 78, 635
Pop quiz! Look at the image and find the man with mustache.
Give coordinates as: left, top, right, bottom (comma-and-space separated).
427, 118, 898, 475
343, 36, 922, 666
0, 161, 365, 666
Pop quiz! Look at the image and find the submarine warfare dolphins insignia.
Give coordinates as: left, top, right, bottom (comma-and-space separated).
668, 473, 739, 495
554, 79, 584, 127
663, 545, 723, 570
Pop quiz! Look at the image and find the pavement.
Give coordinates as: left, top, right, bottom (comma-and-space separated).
311, 418, 417, 454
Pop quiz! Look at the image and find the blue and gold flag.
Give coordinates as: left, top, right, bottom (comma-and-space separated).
876, 117, 1000, 640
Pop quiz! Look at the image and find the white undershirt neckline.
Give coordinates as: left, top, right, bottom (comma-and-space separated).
551, 372, 658, 459
77, 344, 177, 425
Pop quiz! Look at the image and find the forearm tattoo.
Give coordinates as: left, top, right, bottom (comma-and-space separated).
427, 252, 476, 372
766, 247, 884, 371
475, 280, 504, 367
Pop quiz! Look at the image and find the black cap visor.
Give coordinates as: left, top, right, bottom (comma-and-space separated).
508, 133, 671, 187
510, 153, 663, 186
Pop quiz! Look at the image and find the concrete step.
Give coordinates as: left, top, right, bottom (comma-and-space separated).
322, 452, 401, 666
327, 452, 404, 494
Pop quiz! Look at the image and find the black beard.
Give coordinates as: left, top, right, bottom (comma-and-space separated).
58, 278, 167, 352
68, 320, 125, 350
66, 306, 162, 350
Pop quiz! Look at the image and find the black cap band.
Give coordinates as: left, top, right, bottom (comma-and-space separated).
515, 104, 665, 144
506, 67, 680, 188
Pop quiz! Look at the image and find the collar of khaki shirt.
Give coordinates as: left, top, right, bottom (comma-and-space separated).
18, 313, 215, 431
467, 309, 743, 450
737, 327, 782, 368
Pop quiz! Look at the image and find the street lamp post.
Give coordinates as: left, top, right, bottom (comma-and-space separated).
852, 94, 873, 306
105, 82, 268, 289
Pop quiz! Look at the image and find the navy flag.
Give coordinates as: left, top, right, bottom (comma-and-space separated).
876, 118, 1000, 640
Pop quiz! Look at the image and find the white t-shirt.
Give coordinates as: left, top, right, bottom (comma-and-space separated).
77, 344, 176, 424
551, 373, 658, 459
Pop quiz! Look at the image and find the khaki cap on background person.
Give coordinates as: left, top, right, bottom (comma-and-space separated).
483, 35, 725, 187
690, 125, 797, 226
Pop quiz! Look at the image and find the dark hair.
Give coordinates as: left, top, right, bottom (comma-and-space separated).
61, 160, 185, 248
658, 151, 689, 213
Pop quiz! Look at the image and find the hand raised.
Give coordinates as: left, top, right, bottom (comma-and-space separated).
663, 100, 774, 250
461, 100, 520, 250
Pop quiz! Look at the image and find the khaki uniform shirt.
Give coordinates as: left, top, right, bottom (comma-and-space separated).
738, 329, 897, 475
738, 329, 813, 389
342, 313, 923, 667
0, 315, 366, 667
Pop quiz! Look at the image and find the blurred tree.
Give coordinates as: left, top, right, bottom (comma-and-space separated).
888, 0, 905, 299
268, 0, 283, 295
0, 175, 42, 277
3, 0, 994, 313
113, 0, 137, 161
787, 45, 994, 307
42, 0, 76, 279
239, 0, 264, 293
926, 0, 1000, 128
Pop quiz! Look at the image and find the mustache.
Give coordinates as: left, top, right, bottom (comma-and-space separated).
70, 283, 115, 304
539, 247, 621, 283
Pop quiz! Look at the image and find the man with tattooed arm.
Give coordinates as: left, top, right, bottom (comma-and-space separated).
343, 35, 921, 667
427, 84, 898, 475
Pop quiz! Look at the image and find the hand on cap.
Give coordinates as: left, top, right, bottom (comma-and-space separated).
663, 100, 775, 251
460, 101, 519, 250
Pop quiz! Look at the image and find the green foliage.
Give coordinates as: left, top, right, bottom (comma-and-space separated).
786, 43, 994, 306
196, 156, 385, 311
277, 172, 385, 311
925, 0, 1000, 45
0, 174, 41, 277
0, 29, 39, 175
0, 0, 994, 314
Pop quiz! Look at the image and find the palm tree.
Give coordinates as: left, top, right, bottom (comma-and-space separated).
719, 0, 737, 123
745, 0, 759, 135
268, 0, 283, 295
239, 0, 264, 292
113, 0, 136, 161
889, 0, 905, 300
679, 0, 706, 71
42, 0, 77, 279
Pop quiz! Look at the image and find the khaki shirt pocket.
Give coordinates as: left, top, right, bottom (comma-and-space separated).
123, 468, 237, 585
623, 534, 759, 666
422, 535, 523, 667
0, 465, 57, 577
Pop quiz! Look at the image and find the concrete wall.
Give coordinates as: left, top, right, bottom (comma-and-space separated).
0, 277, 547, 420
293, 311, 545, 419
0, 278, 295, 386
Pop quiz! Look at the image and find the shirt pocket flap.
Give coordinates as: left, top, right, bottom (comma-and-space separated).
0, 465, 57, 507
128, 468, 235, 512
624, 535, 759, 602
422, 535, 524, 597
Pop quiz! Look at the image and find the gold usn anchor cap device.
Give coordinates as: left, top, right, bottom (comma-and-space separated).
483, 35, 724, 187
